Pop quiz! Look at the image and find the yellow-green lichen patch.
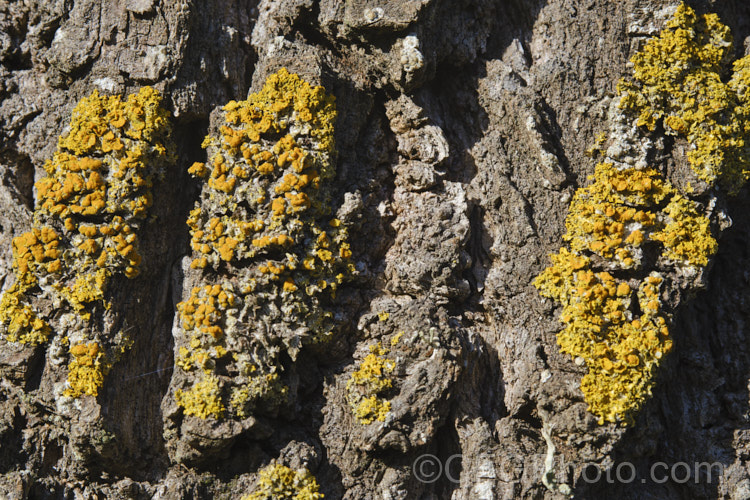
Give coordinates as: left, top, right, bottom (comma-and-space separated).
651, 195, 717, 266
618, 3, 750, 193
346, 343, 396, 425
230, 372, 289, 418
0, 87, 175, 401
242, 463, 324, 500
171, 69, 353, 423
534, 162, 714, 424
55, 269, 110, 320
0, 291, 51, 346
63, 342, 110, 398
175, 373, 225, 420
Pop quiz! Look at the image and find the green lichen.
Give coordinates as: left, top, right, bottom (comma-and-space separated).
346, 342, 395, 425
242, 463, 323, 500
173, 68, 353, 420
618, 3, 750, 194
0, 87, 175, 399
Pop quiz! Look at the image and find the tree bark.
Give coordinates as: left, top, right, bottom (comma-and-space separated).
2, 0, 750, 498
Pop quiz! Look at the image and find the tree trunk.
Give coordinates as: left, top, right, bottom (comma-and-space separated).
2, 0, 750, 498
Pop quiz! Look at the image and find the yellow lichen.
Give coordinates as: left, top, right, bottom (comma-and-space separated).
537, 4, 743, 424
0, 87, 175, 404
651, 195, 717, 266
242, 463, 324, 500
391, 332, 404, 346
618, 3, 750, 194
534, 162, 714, 424
173, 69, 352, 422
177, 283, 238, 340
0, 289, 51, 345
56, 269, 110, 319
64, 342, 110, 398
346, 343, 395, 425
175, 374, 225, 419
229, 372, 288, 418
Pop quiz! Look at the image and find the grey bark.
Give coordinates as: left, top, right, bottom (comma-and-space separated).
1, 0, 750, 499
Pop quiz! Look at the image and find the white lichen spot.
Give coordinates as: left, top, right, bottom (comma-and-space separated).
93, 77, 118, 93
400, 35, 424, 74
364, 7, 384, 23
142, 45, 169, 81
605, 96, 653, 169
266, 36, 288, 58
126, 0, 156, 14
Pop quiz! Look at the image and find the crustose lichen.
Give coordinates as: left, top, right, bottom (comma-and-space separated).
346, 342, 396, 425
534, 162, 714, 424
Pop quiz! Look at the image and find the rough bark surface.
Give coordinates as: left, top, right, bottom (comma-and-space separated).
2, 0, 750, 499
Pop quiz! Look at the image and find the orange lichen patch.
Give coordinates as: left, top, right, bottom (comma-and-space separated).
564, 163, 667, 267
618, 3, 750, 193
533, 3, 741, 427
64, 342, 110, 398
223, 69, 336, 152
282, 279, 298, 293
1, 87, 174, 407
176, 69, 353, 422
562, 162, 715, 270
284, 192, 310, 212
208, 171, 237, 194
11, 227, 62, 276
251, 234, 293, 248
187, 211, 268, 265
177, 283, 239, 339
188, 162, 209, 178
537, 252, 672, 424
534, 161, 714, 424
34, 86, 173, 283
271, 198, 286, 216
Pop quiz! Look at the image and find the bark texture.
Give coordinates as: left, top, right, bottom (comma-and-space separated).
2, 0, 750, 498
